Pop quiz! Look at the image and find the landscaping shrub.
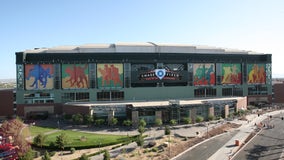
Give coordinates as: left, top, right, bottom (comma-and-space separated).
208, 115, 215, 121
182, 117, 191, 124
122, 119, 132, 126
196, 116, 204, 123
170, 119, 177, 126
103, 150, 110, 160
70, 147, 76, 154
95, 119, 105, 126
155, 118, 163, 126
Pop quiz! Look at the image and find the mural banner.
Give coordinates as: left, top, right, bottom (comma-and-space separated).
62, 64, 89, 89
247, 64, 266, 84
25, 64, 54, 90
221, 64, 241, 84
97, 64, 123, 88
193, 63, 215, 85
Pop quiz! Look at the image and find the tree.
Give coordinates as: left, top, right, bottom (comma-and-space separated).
79, 153, 89, 160
139, 119, 146, 128
138, 125, 145, 135
103, 150, 110, 160
109, 117, 118, 126
136, 119, 146, 152
136, 135, 144, 147
137, 119, 146, 136
55, 133, 69, 150
72, 113, 83, 125
164, 125, 171, 135
84, 115, 94, 126
19, 148, 34, 160
33, 133, 47, 148
42, 150, 51, 160
1, 118, 31, 157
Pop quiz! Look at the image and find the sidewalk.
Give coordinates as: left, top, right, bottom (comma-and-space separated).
89, 120, 226, 159
33, 109, 283, 160
208, 110, 283, 160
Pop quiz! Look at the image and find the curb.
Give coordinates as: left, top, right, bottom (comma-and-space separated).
227, 110, 283, 159
229, 127, 263, 159
171, 130, 233, 160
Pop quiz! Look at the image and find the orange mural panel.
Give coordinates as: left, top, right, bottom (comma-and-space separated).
62, 64, 89, 89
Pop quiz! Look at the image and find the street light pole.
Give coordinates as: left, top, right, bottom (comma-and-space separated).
57, 120, 60, 129
169, 134, 171, 158
207, 122, 209, 138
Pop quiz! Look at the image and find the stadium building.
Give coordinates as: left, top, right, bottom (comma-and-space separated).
15, 42, 272, 125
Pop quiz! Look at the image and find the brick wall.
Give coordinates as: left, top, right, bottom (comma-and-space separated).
0, 89, 14, 118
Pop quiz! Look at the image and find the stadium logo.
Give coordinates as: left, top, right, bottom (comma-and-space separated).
139, 69, 181, 81
155, 69, 166, 80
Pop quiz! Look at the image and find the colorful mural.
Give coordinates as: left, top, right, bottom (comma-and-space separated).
62, 64, 89, 89
97, 64, 123, 88
193, 64, 215, 85
247, 64, 266, 84
25, 64, 54, 90
221, 64, 241, 84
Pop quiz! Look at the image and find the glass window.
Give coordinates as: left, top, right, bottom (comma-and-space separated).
97, 91, 124, 101
222, 88, 232, 96
124, 63, 131, 88
62, 92, 89, 102
139, 111, 155, 116
222, 87, 243, 96
194, 88, 216, 97
248, 85, 267, 95
24, 92, 55, 104
131, 64, 155, 71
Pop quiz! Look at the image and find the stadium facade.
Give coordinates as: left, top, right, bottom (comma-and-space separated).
15, 42, 272, 124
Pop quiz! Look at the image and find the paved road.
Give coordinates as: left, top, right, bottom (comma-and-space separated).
233, 114, 284, 160
174, 130, 238, 160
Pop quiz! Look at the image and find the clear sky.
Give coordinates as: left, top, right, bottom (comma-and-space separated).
1, 0, 283, 79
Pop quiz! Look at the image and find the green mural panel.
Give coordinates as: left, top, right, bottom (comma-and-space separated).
193, 63, 215, 85
221, 64, 241, 84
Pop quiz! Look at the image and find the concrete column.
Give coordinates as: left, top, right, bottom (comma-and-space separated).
190, 108, 197, 124
224, 105, 229, 118
132, 111, 139, 127
155, 111, 162, 120
107, 110, 114, 125
208, 105, 214, 117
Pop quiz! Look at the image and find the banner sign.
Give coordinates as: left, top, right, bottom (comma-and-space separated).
193, 63, 215, 85
97, 63, 123, 88
139, 69, 181, 81
221, 63, 242, 84
25, 64, 54, 90
62, 64, 89, 89
247, 64, 266, 84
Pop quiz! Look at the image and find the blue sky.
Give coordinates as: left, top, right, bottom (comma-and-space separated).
1, 0, 284, 79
